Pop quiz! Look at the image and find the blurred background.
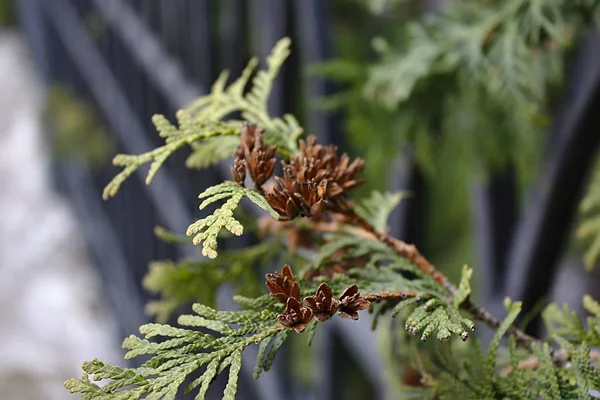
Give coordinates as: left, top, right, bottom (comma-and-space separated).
2, 0, 600, 399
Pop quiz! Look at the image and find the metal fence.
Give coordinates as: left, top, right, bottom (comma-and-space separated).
16, 0, 600, 399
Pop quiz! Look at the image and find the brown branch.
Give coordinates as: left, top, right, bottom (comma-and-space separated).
340, 211, 456, 293
329, 210, 561, 363
264, 211, 569, 366
364, 290, 420, 302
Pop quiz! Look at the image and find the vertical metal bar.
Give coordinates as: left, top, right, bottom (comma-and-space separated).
471, 162, 518, 342
291, 2, 339, 399
248, 0, 287, 116
55, 161, 148, 340
90, 0, 202, 109
17, 0, 51, 80
389, 0, 444, 246
187, 0, 212, 84
42, 0, 196, 251
291, 0, 337, 143
218, 0, 246, 77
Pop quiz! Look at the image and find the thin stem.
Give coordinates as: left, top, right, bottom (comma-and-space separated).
363, 290, 420, 302
334, 209, 568, 365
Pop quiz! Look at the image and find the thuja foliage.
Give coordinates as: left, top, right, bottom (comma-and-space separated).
327, 0, 600, 182
66, 39, 600, 399
319, 0, 600, 274
45, 85, 115, 171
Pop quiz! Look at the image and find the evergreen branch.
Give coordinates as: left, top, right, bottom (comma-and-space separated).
186, 182, 279, 258
75, 31, 600, 399
421, 297, 600, 399
103, 119, 236, 199
309, 235, 475, 341
322, 210, 548, 357
185, 37, 302, 157
354, 190, 408, 232
365, 0, 581, 109
103, 38, 302, 201
65, 297, 286, 400
543, 295, 600, 348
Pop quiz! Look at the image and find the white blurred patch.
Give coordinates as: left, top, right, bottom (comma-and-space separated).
0, 31, 121, 400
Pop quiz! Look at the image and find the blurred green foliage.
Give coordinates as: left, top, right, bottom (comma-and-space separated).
44, 85, 116, 171
0, 0, 14, 27
320, 0, 599, 280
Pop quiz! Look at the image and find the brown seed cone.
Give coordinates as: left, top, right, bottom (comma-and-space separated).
265, 135, 364, 220
233, 123, 277, 189
265, 264, 301, 303
338, 284, 371, 320
304, 282, 339, 322
290, 135, 365, 198
265, 174, 327, 221
278, 297, 314, 333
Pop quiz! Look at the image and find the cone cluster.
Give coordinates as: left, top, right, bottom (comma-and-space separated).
230, 124, 364, 220
265, 265, 371, 332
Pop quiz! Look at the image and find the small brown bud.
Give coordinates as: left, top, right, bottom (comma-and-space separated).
265, 264, 300, 303
304, 282, 339, 322
338, 284, 371, 320
235, 123, 277, 189
265, 135, 365, 220
278, 297, 313, 333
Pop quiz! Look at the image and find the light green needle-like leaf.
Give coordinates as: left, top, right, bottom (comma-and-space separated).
103, 37, 302, 201
66, 294, 287, 400
355, 191, 408, 231
223, 350, 243, 400
186, 182, 279, 258
453, 265, 473, 307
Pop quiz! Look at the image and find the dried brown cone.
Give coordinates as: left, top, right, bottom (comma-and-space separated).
231, 123, 277, 189
292, 136, 364, 198
265, 174, 327, 221
338, 284, 371, 320
265, 264, 300, 303
304, 282, 339, 322
278, 297, 314, 333
265, 135, 364, 220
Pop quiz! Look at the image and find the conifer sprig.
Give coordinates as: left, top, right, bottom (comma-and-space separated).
185, 37, 302, 157
65, 267, 379, 400
186, 182, 279, 258
364, 0, 594, 109
69, 37, 600, 400
102, 37, 301, 201
64, 296, 285, 400
103, 119, 237, 199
